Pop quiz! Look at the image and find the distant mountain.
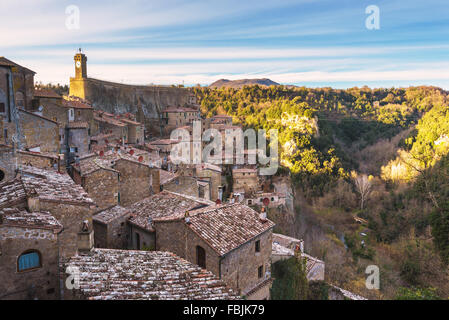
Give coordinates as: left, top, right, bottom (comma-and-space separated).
209, 78, 280, 88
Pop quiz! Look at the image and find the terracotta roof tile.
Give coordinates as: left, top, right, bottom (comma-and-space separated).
128, 191, 213, 229
63, 249, 240, 300
20, 166, 95, 206
187, 203, 275, 256
93, 206, 129, 224
0, 207, 62, 232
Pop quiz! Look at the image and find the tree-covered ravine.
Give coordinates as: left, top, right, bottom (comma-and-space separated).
192, 84, 449, 299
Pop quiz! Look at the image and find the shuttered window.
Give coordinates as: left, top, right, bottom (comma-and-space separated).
18, 251, 41, 271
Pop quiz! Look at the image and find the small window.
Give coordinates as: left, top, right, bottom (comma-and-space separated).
18, 250, 41, 272
255, 240, 260, 252
0, 102, 5, 113
258, 265, 264, 279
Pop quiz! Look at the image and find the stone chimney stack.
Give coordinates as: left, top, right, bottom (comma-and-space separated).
259, 207, 267, 222
77, 220, 94, 253
27, 189, 40, 212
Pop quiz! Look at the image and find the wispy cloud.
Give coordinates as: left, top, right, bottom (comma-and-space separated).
3, 0, 449, 88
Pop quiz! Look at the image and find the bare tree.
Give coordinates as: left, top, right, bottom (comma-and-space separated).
352, 173, 373, 210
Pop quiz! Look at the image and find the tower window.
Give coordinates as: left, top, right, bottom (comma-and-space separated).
0, 102, 5, 113
258, 265, 264, 278
18, 250, 41, 272
255, 240, 261, 252
196, 246, 206, 269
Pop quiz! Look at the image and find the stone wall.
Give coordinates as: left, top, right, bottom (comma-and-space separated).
154, 220, 221, 275
220, 230, 272, 297
92, 220, 107, 248
196, 167, 222, 201
114, 159, 151, 207
39, 201, 95, 260
41, 101, 68, 125
0, 226, 59, 300
129, 224, 155, 250
233, 171, 259, 194
18, 152, 58, 170
19, 110, 60, 153
67, 127, 90, 157
0, 145, 16, 182
83, 169, 119, 210
163, 176, 200, 198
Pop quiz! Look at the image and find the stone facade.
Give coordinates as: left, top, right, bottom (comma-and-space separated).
93, 206, 130, 249
160, 106, 201, 134
0, 208, 62, 300
114, 158, 152, 207
0, 144, 15, 182
73, 167, 119, 210
0, 226, 60, 300
0, 57, 35, 111
232, 168, 259, 194
163, 175, 203, 198
18, 109, 60, 153
18, 150, 61, 171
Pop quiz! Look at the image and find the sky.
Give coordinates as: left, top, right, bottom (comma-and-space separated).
2, 0, 449, 88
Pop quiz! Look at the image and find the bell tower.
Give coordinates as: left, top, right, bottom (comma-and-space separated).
74, 48, 87, 79
69, 49, 88, 99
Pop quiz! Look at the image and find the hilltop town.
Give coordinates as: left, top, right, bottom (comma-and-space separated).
0, 52, 341, 300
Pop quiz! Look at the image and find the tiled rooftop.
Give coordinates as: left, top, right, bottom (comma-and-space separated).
19, 166, 95, 206
187, 203, 275, 256
93, 206, 129, 224
0, 207, 62, 232
33, 88, 62, 99
0, 56, 36, 74
63, 249, 240, 300
159, 169, 178, 185
0, 178, 27, 209
62, 98, 93, 109
128, 191, 213, 229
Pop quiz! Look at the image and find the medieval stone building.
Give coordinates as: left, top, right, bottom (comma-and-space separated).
126, 191, 275, 299
0, 208, 62, 300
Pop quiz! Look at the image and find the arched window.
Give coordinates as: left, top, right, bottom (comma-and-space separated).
196, 246, 206, 269
17, 250, 41, 272
0, 169, 5, 182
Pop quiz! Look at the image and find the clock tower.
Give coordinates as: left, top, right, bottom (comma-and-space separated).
74, 49, 87, 79
69, 49, 88, 100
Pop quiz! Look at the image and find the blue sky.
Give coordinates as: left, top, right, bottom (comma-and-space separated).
2, 0, 449, 88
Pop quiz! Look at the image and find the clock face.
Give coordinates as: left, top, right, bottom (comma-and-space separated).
76, 61, 81, 68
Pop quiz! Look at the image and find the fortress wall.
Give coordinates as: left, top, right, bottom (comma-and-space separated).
70, 77, 193, 136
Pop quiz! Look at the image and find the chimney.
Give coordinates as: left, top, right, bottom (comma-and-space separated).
27, 189, 40, 212
184, 211, 191, 224
259, 207, 267, 222
77, 220, 94, 253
